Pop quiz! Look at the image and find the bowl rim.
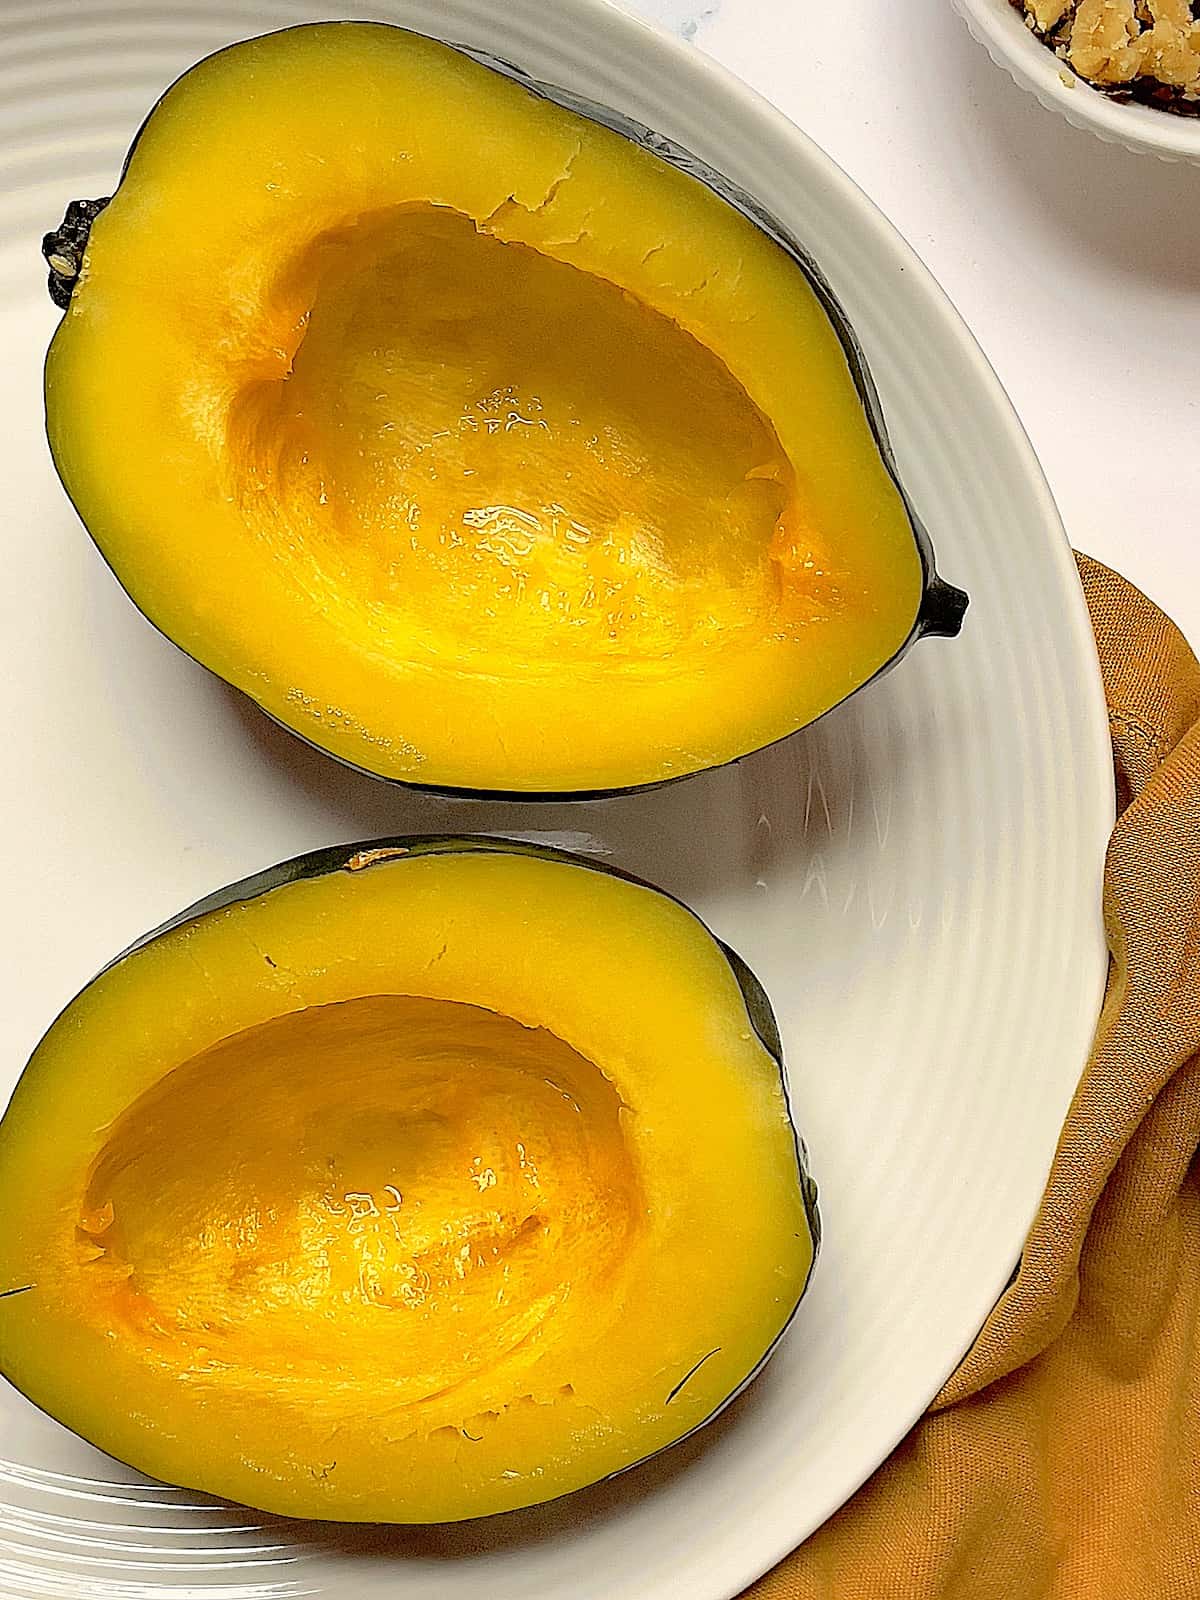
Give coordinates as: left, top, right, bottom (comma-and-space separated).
951, 0, 1200, 162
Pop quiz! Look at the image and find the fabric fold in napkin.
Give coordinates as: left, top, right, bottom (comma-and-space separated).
748, 556, 1200, 1600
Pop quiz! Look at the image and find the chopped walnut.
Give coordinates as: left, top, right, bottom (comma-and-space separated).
1012, 0, 1200, 111
1030, 0, 1072, 29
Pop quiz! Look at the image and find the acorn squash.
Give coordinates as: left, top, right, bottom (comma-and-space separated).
43, 22, 965, 797
0, 839, 818, 1523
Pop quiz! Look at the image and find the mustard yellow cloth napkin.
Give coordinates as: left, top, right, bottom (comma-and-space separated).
747, 555, 1200, 1600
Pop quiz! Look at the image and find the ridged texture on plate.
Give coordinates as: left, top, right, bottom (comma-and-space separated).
950, 0, 1200, 164
0, 2, 1111, 1598
0, 1456, 319, 1598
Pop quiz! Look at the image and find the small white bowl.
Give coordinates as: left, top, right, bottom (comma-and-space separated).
952, 0, 1200, 163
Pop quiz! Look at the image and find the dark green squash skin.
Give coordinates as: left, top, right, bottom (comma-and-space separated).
0, 834, 819, 1520
42, 22, 967, 802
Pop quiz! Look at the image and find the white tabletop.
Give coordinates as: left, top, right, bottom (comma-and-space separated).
625, 0, 1200, 651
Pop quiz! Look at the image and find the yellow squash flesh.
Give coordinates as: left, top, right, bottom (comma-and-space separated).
46, 22, 924, 793
0, 846, 814, 1522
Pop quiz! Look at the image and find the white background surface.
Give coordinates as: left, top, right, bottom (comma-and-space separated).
632, 0, 1200, 650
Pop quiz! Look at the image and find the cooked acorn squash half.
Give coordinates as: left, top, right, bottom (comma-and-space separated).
0, 839, 818, 1523
43, 22, 964, 796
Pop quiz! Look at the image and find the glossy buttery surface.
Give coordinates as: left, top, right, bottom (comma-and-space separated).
0, 849, 811, 1522
46, 22, 923, 792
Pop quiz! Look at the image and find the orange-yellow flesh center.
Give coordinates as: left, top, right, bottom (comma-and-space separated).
75, 995, 642, 1424
230, 204, 826, 672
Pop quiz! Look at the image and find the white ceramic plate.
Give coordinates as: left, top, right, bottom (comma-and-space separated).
0, 2, 1113, 1596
